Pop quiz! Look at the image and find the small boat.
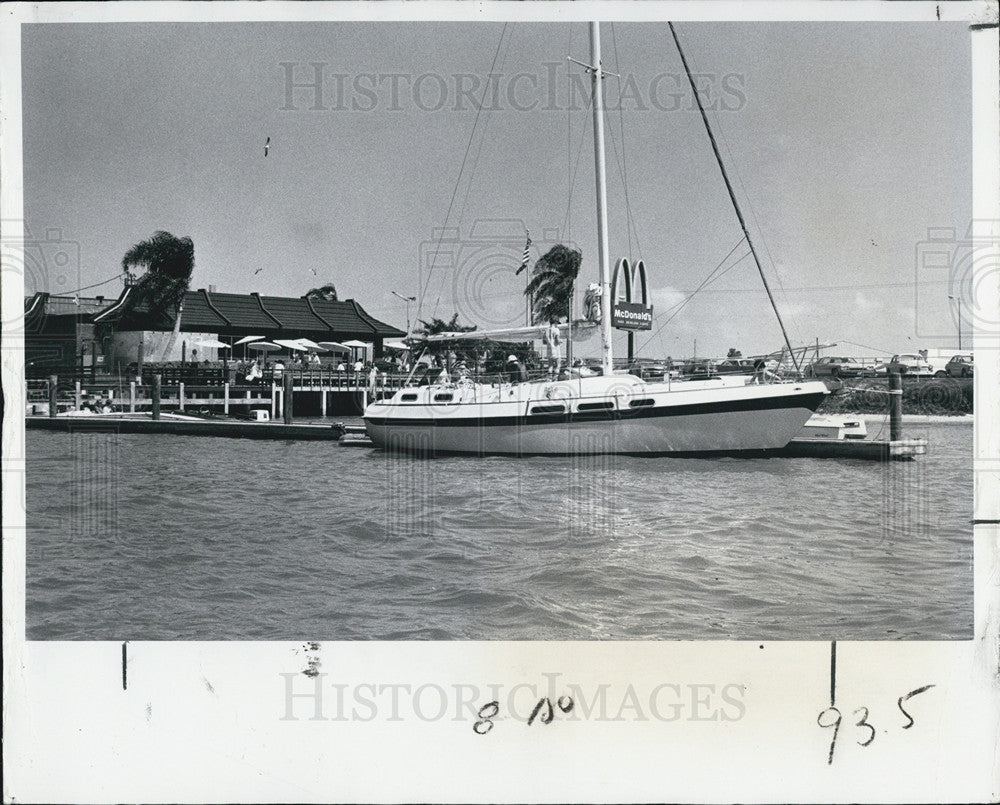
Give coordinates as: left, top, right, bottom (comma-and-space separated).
364, 22, 828, 456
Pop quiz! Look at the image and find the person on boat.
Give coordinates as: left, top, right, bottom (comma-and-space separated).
506, 354, 528, 383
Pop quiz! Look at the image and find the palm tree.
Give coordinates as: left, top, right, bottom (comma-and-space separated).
305, 283, 338, 301
121, 231, 195, 361
525, 244, 582, 370
412, 313, 477, 363
524, 244, 582, 325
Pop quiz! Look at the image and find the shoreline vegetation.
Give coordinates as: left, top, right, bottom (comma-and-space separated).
815, 376, 973, 417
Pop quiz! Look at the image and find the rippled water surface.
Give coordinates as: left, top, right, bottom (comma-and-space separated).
26, 419, 972, 640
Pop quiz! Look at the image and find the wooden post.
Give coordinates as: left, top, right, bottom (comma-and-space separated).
137, 339, 144, 379
270, 382, 276, 419
283, 370, 293, 424
224, 382, 230, 415
151, 374, 161, 420
129, 382, 136, 413
75, 380, 82, 411
320, 388, 327, 417
48, 375, 58, 418
888, 370, 902, 442
179, 382, 185, 412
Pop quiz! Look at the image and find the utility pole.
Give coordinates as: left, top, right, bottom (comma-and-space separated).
948, 294, 962, 350
392, 291, 416, 337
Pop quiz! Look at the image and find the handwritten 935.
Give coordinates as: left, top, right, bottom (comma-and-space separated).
817, 685, 935, 765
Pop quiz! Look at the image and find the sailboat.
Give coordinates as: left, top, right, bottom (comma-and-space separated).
363, 22, 828, 456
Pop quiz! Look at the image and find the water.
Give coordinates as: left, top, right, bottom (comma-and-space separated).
25, 419, 972, 640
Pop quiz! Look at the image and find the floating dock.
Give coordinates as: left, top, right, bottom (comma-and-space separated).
777, 436, 927, 461
26, 414, 344, 441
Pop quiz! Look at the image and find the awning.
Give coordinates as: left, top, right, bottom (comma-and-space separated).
234, 335, 264, 346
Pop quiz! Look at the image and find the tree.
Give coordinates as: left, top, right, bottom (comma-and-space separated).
120, 231, 195, 361
412, 313, 477, 361
305, 283, 338, 302
412, 313, 538, 375
524, 244, 582, 325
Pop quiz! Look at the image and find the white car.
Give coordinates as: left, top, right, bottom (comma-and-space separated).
873, 354, 935, 377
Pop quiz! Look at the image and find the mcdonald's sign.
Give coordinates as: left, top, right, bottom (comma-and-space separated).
611, 257, 653, 331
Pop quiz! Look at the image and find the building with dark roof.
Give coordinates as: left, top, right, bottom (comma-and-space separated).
24, 287, 404, 375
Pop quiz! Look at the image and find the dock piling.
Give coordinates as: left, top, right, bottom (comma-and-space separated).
129, 382, 136, 413
179, 382, 185, 412
224, 382, 229, 415
270, 382, 276, 420
283, 371, 294, 424
888, 370, 902, 442
152, 374, 161, 420
48, 375, 58, 418
75, 380, 82, 411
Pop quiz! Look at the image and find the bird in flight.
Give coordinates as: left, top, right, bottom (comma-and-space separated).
310, 267, 317, 275
254, 267, 263, 275
264, 137, 270, 157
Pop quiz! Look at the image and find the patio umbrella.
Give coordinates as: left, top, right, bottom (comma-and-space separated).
197, 339, 231, 349
274, 339, 309, 352
342, 340, 369, 349
317, 341, 350, 353
295, 337, 328, 352
247, 341, 280, 352
383, 338, 410, 351
234, 335, 264, 346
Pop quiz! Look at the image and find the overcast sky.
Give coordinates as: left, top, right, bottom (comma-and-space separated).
22, 21, 972, 358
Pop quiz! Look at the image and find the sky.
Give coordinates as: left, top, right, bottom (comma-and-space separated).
21, 20, 972, 359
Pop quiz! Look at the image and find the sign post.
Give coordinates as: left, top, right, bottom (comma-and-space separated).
611, 258, 654, 364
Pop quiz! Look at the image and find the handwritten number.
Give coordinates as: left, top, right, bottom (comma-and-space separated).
474, 701, 499, 735
528, 697, 554, 726
854, 707, 876, 747
557, 695, 574, 714
898, 684, 935, 729
817, 706, 842, 765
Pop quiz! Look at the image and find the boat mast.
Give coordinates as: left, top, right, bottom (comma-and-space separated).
668, 22, 802, 376
590, 21, 615, 375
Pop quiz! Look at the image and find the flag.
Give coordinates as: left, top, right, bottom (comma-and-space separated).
515, 231, 532, 275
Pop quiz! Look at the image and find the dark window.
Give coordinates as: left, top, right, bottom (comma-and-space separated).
433, 393, 454, 402
400, 393, 417, 402
577, 401, 614, 411
629, 398, 655, 408
529, 404, 566, 415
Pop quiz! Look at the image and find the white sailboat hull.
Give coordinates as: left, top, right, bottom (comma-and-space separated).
363, 375, 828, 456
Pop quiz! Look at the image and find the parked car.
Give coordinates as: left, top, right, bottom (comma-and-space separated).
874, 354, 935, 376
680, 359, 718, 379
805, 356, 867, 378
627, 358, 671, 381
940, 353, 974, 378
716, 357, 758, 375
